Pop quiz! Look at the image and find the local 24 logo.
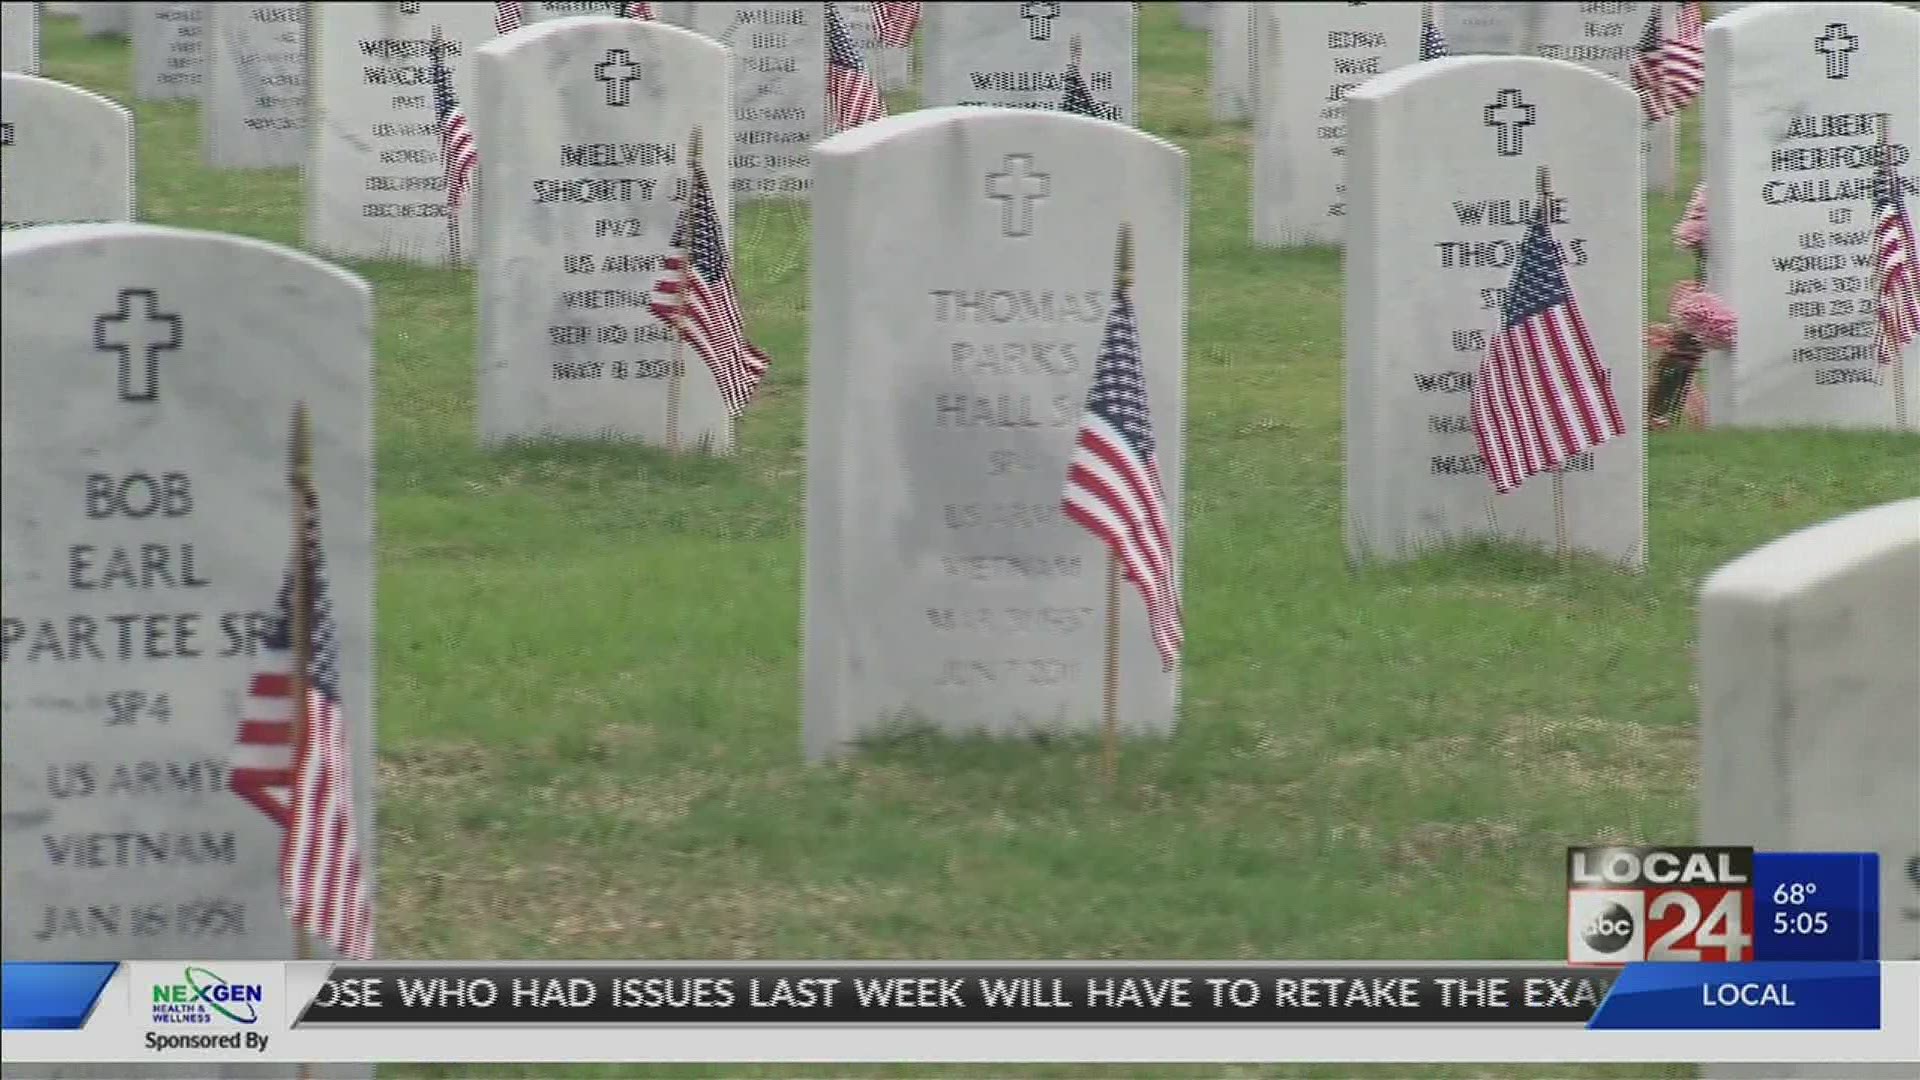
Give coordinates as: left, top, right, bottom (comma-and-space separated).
1566, 846, 1755, 965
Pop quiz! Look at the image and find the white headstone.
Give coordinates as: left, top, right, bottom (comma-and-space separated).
132, 2, 207, 102
475, 16, 734, 449
1344, 56, 1646, 567
201, 3, 308, 170
686, 3, 825, 202
1, 74, 135, 229
1704, 2, 1920, 429
2, 2, 40, 74
804, 107, 1187, 762
1531, 1, 1678, 193
1700, 499, 1920, 970
81, 2, 131, 38
304, 2, 500, 265
1251, 2, 1422, 249
1, 223, 376, 972
1441, 1, 1535, 55
920, 2, 1136, 125
1208, 1, 1254, 123
841, 1, 913, 93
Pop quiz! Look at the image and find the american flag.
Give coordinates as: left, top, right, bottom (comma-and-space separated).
624, 2, 655, 18
1060, 41, 1117, 121
1470, 201, 1627, 495
1631, 2, 1703, 123
826, 1, 885, 131
430, 28, 477, 213
873, 1, 920, 48
1874, 158, 1920, 365
493, 1, 522, 35
1420, 3, 1449, 60
1062, 280, 1183, 671
229, 483, 373, 961
647, 154, 770, 417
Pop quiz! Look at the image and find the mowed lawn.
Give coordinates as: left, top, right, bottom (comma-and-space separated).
30, 6, 1919, 1078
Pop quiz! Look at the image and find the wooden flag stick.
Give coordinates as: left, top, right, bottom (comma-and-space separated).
1874, 115, 1910, 430
1100, 224, 1133, 788
1533, 166, 1572, 561
287, 406, 314, 1080
1070, 33, 1083, 71
666, 126, 700, 453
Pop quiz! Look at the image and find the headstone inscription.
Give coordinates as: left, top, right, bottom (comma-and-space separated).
2, 2, 39, 74
1251, 2, 1422, 249
524, 1, 628, 20
81, 2, 132, 38
47, 2, 81, 15
686, 3, 825, 202
202, 3, 308, 170
1441, 1, 1535, 55
1208, 1, 1254, 123
1343, 56, 1646, 567
1, 74, 135, 229
475, 16, 734, 449
1700, 499, 1920, 971
1531, 1, 1678, 193
803, 106, 1187, 763
920, 2, 1136, 125
0, 223, 376, 974
131, 2, 206, 102
1703, 2, 1920, 429
304, 2, 500, 265
841, 1, 913, 93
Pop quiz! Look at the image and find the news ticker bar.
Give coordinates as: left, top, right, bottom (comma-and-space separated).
0, 961, 1884, 1033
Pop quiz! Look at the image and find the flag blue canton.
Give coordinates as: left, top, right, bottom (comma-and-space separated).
1084, 289, 1153, 459
1500, 219, 1574, 330
676, 163, 728, 283
1420, 11, 1448, 60
825, 0, 863, 70
430, 41, 457, 125
264, 489, 341, 704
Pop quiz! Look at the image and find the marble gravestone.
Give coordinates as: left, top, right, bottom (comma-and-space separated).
47, 2, 82, 14
1704, 2, 1920, 430
1252, 2, 1422, 249
132, 2, 207, 102
1179, 3, 1211, 33
82, 3, 132, 39
841, 1, 913, 94
2, 2, 39, 74
202, 3, 307, 170
804, 107, 1187, 762
1531, 2, 1678, 193
305, 2, 500, 266
686, 3, 824, 201
1700, 499, 1920, 968
523, 1, 629, 20
1, 75, 135, 229
475, 16, 733, 450
1208, 2, 1254, 123
920, 2, 1136, 125
1344, 56, 1646, 567
1441, 1, 1535, 56
1, 224, 375, 973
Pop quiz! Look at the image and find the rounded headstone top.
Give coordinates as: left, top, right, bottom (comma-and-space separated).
1708, 0, 1920, 32
1, 222, 370, 296
1702, 499, 1920, 601
474, 11, 712, 54
0, 70, 132, 111
1345, 52, 1637, 105
812, 104, 1182, 159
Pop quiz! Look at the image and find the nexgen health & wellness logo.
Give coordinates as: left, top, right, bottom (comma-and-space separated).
151, 966, 263, 1025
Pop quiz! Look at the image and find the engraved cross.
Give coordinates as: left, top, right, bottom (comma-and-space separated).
595, 48, 642, 106
1482, 88, 1535, 157
986, 154, 1050, 238
1815, 24, 1857, 80
0, 122, 13, 147
93, 288, 182, 403
1020, 1, 1061, 41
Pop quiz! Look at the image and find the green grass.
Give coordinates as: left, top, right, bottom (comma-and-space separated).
30, 5, 1919, 1078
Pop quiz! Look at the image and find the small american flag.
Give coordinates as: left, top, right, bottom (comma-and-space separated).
494, 2, 523, 35
1874, 157, 1920, 365
230, 483, 373, 961
1420, 3, 1448, 60
1062, 277, 1182, 671
430, 28, 477, 213
873, 1, 920, 48
1470, 199, 1626, 495
647, 154, 770, 417
1631, 3, 1703, 123
826, 1, 885, 131
1060, 40, 1118, 121
624, 2, 655, 18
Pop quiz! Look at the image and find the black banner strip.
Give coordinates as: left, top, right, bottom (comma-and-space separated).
297, 965, 1620, 1025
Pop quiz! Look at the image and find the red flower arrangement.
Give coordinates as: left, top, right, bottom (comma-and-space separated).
1649, 182, 1733, 429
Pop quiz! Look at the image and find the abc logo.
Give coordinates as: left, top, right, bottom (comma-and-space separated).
1580, 902, 1636, 954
